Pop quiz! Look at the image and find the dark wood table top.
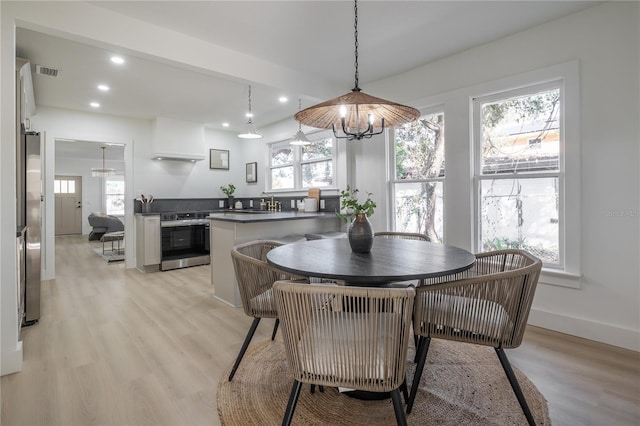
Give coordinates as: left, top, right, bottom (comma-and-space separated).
266, 238, 475, 285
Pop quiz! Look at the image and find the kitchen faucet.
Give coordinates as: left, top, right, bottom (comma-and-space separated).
261, 192, 281, 212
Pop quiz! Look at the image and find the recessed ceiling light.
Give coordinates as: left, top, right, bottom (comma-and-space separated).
110, 56, 125, 65
279, 96, 288, 103
97, 84, 110, 91
222, 122, 230, 127
90, 102, 100, 108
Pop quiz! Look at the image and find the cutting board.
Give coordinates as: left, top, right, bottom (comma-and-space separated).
308, 188, 320, 209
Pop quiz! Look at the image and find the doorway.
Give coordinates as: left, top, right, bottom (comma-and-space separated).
54, 175, 82, 235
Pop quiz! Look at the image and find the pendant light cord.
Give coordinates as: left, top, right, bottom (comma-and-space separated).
248, 85, 252, 115
353, 0, 360, 92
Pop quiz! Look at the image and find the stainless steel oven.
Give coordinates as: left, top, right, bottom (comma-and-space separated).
160, 212, 210, 271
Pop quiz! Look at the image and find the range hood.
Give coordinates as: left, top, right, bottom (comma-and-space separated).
151, 117, 206, 161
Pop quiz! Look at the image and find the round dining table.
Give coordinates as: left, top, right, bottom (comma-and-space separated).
266, 237, 475, 286
266, 236, 476, 401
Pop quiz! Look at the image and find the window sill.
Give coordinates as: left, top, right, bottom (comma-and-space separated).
539, 268, 581, 289
267, 188, 340, 196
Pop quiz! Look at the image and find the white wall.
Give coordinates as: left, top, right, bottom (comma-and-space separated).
134, 125, 249, 199
1, 1, 23, 375
358, 1, 640, 350
350, 134, 389, 233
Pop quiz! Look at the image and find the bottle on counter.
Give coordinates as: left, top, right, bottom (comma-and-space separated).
259, 199, 266, 210
234, 200, 243, 209
298, 199, 305, 211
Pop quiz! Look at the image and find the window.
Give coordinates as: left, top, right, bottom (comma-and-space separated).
54, 177, 76, 194
474, 81, 562, 267
269, 133, 335, 191
105, 176, 125, 216
391, 111, 445, 242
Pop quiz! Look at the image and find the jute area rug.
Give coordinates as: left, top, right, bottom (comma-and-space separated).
217, 338, 551, 426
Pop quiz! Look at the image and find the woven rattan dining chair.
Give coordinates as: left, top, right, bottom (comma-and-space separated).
374, 232, 429, 289
374, 231, 430, 242
406, 249, 542, 426
273, 281, 415, 426
228, 240, 307, 381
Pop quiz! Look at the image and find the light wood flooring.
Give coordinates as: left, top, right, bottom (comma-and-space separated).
2, 234, 639, 425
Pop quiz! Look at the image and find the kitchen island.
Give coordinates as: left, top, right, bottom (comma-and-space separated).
208, 211, 341, 306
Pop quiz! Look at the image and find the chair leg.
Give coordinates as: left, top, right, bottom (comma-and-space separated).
390, 388, 408, 426
413, 336, 422, 363
310, 384, 325, 394
282, 380, 303, 426
272, 318, 280, 341
495, 347, 536, 426
400, 378, 409, 403
407, 336, 431, 414
228, 317, 261, 381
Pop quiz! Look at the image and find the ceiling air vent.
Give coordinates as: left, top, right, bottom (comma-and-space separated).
35, 65, 61, 77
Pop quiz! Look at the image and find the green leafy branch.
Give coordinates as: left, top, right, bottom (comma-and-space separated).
336, 185, 376, 223
220, 184, 236, 197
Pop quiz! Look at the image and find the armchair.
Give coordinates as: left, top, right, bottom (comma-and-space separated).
274, 281, 415, 426
407, 249, 542, 425
88, 213, 124, 240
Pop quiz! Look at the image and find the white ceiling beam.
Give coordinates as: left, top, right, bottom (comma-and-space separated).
7, 1, 338, 102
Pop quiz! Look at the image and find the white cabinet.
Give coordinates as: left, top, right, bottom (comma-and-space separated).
136, 215, 161, 271
16, 58, 35, 130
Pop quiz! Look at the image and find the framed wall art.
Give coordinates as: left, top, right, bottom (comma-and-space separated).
210, 149, 229, 170
246, 162, 257, 183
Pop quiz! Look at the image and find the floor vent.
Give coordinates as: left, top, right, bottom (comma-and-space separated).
35, 65, 61, 77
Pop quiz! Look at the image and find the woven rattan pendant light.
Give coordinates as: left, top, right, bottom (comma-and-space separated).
295, 0, 420, 141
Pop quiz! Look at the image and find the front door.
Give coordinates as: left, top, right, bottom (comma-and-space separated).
55, 175, 83, 235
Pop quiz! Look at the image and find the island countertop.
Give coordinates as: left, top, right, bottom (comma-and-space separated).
207, 211, 337, 223
208, 210, 342, 307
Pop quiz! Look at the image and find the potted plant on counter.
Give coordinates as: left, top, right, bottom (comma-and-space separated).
220, 184, 236, 209
337, 185, 377, 253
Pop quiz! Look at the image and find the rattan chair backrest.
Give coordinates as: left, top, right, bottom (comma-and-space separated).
374, 231, 430, 242
274, 281, 415, 393
414, 249, 542, 349
231, 240, 305, 318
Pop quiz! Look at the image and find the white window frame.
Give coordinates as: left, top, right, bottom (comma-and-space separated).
268, 130, 337, 192
470, 61, 581, 287
54, 177, 77, 194
473, 81, 563, 268
105, 175, 125, 216
389, 106, 446, 240
396, 61, 581, 288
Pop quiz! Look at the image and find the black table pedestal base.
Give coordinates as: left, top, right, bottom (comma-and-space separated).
341, 389, 390, 400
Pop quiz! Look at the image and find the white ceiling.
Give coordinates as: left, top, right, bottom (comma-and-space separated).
16, 1, 600, 160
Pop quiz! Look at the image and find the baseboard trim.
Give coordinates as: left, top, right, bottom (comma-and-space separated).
529, 308, 640, 352
213, 295, 241, 309
1, 341, 23, 376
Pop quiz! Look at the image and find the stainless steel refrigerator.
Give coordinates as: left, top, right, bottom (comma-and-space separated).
17, 130, 42, 326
